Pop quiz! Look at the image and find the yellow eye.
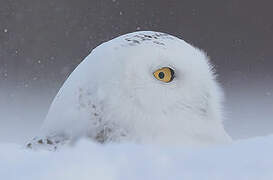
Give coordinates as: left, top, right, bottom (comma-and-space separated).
153, 67, 175, 83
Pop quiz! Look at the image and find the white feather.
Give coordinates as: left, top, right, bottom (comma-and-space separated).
32, 31, 231, 147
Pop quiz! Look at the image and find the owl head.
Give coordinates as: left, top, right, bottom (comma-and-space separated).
42, 31, 231, 146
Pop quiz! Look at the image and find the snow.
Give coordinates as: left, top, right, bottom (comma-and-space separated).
1, 136, 273, 180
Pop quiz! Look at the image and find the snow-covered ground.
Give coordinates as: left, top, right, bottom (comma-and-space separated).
1, 136, 272, 180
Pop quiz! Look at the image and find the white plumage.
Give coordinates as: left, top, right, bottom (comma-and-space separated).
28, 31, 231, 149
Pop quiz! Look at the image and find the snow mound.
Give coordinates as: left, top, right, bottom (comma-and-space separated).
1, 136, 273, 180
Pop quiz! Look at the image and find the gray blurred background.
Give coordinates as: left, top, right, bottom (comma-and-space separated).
0, 0, 272, 143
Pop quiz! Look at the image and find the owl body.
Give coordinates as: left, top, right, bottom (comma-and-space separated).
31, 31, 230, 148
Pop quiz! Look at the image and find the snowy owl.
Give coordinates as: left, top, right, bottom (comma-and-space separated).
27, 31, 231, 150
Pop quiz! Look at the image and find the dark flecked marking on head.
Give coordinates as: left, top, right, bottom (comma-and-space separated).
153, 41, 165, 45
47, 139, 53, 145
144, 35, 153, 38
132, 40, 140, 44
27, 143, 32, 148
123, 32, 174, 47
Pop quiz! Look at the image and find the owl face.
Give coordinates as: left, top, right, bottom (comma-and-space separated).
83, 32, 227, 144
92, 34, 217, 120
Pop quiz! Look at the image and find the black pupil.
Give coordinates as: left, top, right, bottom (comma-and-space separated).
158, 72, 165, 79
